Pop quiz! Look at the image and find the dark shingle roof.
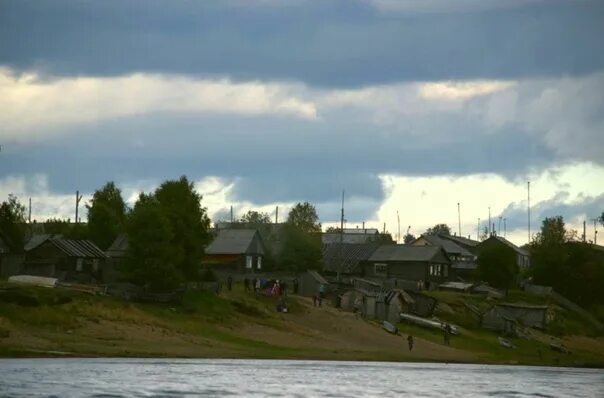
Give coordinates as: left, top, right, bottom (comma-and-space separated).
322, 243, 379, 273
369, 245, 446, 263
24, 234, 55, 251
205, 229, 261, 255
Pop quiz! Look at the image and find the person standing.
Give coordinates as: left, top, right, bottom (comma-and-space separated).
312, 294, 317, 307
444, 324, 451, 346
226, 275, 233, 291
407, 335, 414, 352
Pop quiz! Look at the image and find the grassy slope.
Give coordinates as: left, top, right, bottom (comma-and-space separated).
0, 283, 602, 367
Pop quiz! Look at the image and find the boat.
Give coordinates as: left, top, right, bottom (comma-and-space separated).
383, 320, 398, 334
498, 337, 515, 349
399, 312, 460, 335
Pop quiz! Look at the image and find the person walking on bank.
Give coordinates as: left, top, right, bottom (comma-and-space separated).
407, 335, 414, 352
444, 324, 451, 346
312, 294, 317, 307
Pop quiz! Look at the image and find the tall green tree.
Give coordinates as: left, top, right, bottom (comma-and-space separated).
403, 233, 416, 244
287, 202, 321, 233
239, 210, 271, 225
87, 182, 127, 249
155, 176, 212, 280
425, 223, 451, 236
123, 193, 182, 291
0, 194, 26, 251
530, 216, 569, 287
279, 202, 322, 272
477, 245, 518, 289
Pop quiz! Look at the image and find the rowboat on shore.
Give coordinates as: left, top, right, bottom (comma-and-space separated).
399, 312, 460, 335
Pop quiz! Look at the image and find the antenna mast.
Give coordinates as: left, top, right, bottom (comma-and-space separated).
457, 202, 461, 237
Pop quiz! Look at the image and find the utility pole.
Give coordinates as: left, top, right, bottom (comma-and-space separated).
457, 202, 461, 237
583, 220, 586, 242
528, 181, 531, 244
503, 218, 507, 238
230, 205, 233, 223
338, 190, 345, 282
28, 197, 32, 223
397, 211, 401, 244
75, 191, 83, 224
498, 216, 502, 236
477, 218, 480, 241
488, 207, 491, 236
275, 206, 279, 224
593, 219, 598, 245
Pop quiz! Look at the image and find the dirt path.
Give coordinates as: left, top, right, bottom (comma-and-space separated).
235, 297, 477, 362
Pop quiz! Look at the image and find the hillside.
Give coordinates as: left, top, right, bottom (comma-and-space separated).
0, 282, 602, 367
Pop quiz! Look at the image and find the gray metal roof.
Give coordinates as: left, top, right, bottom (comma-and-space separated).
322, 243, 379, 273
106, 233, 129, 257
369, 245, 447, 263
322, 232, 381, 244
50, 239, 107, 258
490, 236, 529, 256
205, 229, 262, 255
24, 234, 55, 251
415, 234, 474, 257
440, 234, 481, 248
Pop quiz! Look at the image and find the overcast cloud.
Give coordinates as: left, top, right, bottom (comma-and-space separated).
1, 0, 603, 245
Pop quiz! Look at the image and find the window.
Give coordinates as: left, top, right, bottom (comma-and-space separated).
76, 259, 83, 272
257, 256, 262, 270
429, 265, 434, 276
374, 263, 387, 276
246, 255, 253, 269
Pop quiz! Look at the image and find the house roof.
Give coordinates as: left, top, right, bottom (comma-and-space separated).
24, 234, 56, 251
322, 231, 381, 244
369, 245, 448, 263
205, 229, 262, 255
106, 233, 129, 257
307, 270, 329, 284
414, 234, 474, 257
439, 234, 481, 248
487, 235, 529, 256
322, 243, 379, 274
50, 239, 107, 258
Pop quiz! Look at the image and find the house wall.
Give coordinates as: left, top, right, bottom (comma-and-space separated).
0, 254, 24, 279
363, 261, 451, 286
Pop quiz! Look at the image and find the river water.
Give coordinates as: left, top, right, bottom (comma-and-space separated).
0, 359, 602, 397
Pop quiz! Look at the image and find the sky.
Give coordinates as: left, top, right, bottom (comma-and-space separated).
1, 0, 603, 246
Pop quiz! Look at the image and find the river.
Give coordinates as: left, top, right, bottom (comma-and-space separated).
0, 359, 602, 397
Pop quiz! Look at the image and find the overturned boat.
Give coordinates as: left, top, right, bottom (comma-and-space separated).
399, 312, 459, 335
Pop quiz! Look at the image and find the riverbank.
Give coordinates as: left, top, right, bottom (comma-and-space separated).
1, 283, 602, 367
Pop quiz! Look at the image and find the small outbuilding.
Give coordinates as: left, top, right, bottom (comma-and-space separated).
481, 303, 548, 332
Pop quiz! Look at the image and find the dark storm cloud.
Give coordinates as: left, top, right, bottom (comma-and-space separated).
0, 111, 552, 221
1, 0, 603, 87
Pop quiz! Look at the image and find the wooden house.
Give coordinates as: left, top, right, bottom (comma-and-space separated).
411, 234, 478, 279
363, 245, 452, 289
476, 235, 530, 270
23, 235, 107, 283
203, 229, 266, 273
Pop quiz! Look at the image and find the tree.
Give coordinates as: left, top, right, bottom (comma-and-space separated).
425, 223, 451, 236
279, 202, 323, 272
87, 182, 127, 249
403, 233, 416, 244
123, 194, 183, 291
239, 210, 271, 225
0, 194, 26, 251
287, 202, 321, 233
155, 176, 212, 281
477, 245, 518, 289
529, 216, 569, 286
43, 218, 88, 239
